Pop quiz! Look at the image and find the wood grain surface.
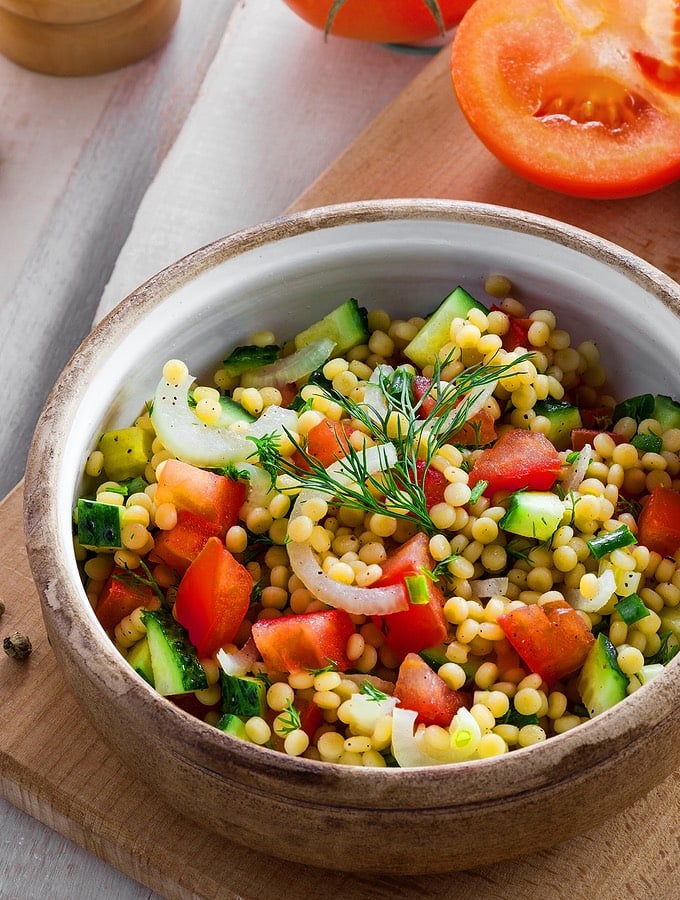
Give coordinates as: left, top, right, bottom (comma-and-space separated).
3, 43, 680, 900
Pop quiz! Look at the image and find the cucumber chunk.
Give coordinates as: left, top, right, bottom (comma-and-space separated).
533, 400, 582, 451
98, 426, 153, 482
652, 395, 680, 431
215, 712, 248, 739
126, 636, 155, 686
142, 608, 208, 696
577, 632, 628, 717
221, 344, 280, 378
294, 298, 369, 356
76, 498, 124, 550
500, 491, 564, 541
220, 671, 267, 717
403, 286, 488, 369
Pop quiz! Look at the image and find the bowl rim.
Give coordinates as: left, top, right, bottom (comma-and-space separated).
23, 197, 680, 806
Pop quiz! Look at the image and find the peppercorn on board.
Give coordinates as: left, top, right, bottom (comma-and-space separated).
4, 42, 680, 898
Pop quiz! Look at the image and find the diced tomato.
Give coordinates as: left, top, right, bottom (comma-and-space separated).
394, 653, 469, 727
149, 509, 222, 575
498, 600, 595, 685
95, 568, 159, 633
412, 376, 496, 446
637, 486, 680, 558
412, 375, 436, 418
468, 428, 562, 495
374, 533, 449, 660
415, 459, 448, 508
450, 409, 497, 447
579, 406, 615, 430
298, 698, 324, 740
154, 458, 245, 534
303, 418, 354, 468
250, 608, 355, 673
174, 536, 252, 658
490, 306, 533, 352
571, 428, 626, 452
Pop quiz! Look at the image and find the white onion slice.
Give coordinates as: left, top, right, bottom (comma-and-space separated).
566, 567, 617, 613
562, 444, 591, 493
469, 577, 509, 598
361, 364, 394, 426
287, 443, 408, 615
217, 637, 259, 677
438, 380, 497, 433
391, 706, 482, 768
151, 372, 252, 466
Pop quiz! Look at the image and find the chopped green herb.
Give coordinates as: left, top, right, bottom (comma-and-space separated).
276, 700, 302, 735
615, 593, 650, 625
359, 680, 389, 702
647, 632, 680, 666
631, 432, 663, 454
565, 450, 580, 464
469, 480, 488, 504
587, 524, 637, 560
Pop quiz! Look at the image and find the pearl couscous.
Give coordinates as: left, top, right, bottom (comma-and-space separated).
73, 282, 680, 767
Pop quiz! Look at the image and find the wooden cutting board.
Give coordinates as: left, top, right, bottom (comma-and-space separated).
3, 46, 680, 900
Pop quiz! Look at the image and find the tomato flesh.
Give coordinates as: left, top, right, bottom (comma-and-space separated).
303, 418, 354, 468
174, 536, 252, 658
96, 568, 159, 633
498, 600, 595, 685
149, 509, 222, 575
250, 608, 355, 673
637, 486, 680, 558
374, 533, 449, 660
394, 653, 469, 727
451, 0, 680, 198
282, 0, 475, 43
154, 458, 245, 535
467, 428, 562, 496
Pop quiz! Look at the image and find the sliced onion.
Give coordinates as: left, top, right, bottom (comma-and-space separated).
151, 372, 252, 466
565, 567, 617, 613
391, 706, 482, 768
340, 693, 399, 736
470, 577, 509, 598
216, 637, 259, 677
562, 444, 591, 493
151, 370, 299, 468
438, 379, 497, 432
240, 338, 335, 389
287, 443, 408, 616
361, 364, 394, 426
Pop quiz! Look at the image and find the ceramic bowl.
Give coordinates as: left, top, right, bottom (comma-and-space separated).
24, 199, 680, 875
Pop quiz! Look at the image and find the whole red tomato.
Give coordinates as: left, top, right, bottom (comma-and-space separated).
282, 0, 475, 43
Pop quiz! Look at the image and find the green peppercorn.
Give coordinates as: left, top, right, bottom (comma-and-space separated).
3, 632, 32, 660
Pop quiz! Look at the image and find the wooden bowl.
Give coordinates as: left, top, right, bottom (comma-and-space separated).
23, 200, 680, 875
0, 0, 180, 76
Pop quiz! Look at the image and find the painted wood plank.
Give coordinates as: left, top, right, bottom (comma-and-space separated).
0, 0, 236, 499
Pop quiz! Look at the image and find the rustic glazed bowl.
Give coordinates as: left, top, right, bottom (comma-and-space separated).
24, 200, 680, 875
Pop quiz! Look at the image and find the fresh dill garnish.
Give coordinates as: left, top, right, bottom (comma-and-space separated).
468, 480, 488, 504
505, 538, 534, 564
250, 579, 264, 605
246, 353, 530, 537
210, 462, 251, 481
422, 556, 461, 581
647, 631, 680, 666
359, 680, 389, 702
308, 660, 339, 676
276, 700, 302, 735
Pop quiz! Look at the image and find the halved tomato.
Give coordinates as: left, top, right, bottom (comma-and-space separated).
281, 0, 475, 43
451, 0, 680, 198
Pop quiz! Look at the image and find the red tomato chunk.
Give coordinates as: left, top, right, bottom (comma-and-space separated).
468, 428, 562, 496
637, 486, 680, 559
174, 536, 252, 658
251, 608, 355, 673
154, 458, 245, 534
498, 600, 595, 686
394, 653, 469, 727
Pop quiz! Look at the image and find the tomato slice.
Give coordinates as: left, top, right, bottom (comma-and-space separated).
451, 0, 680, 198
412, 376, 496, 446
174, 536, 252, 658
637, 485, 680, 558
498, 600, 595, 685
154, 458, 245, 534
149, 509, 222, 575
571, 428, 626, 452
468, 428, 562, 496
394, 653, 469, 727
95, 568, 159, 633
374, 533, 449, 660
303, 418, 354, 469
250, 608, 355, 673
282, 0, 476, 43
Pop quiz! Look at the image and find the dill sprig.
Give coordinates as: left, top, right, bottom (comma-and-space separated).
249, 353, 529, 537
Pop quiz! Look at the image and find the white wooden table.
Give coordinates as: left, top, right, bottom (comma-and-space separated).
0, 1, 433, 894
